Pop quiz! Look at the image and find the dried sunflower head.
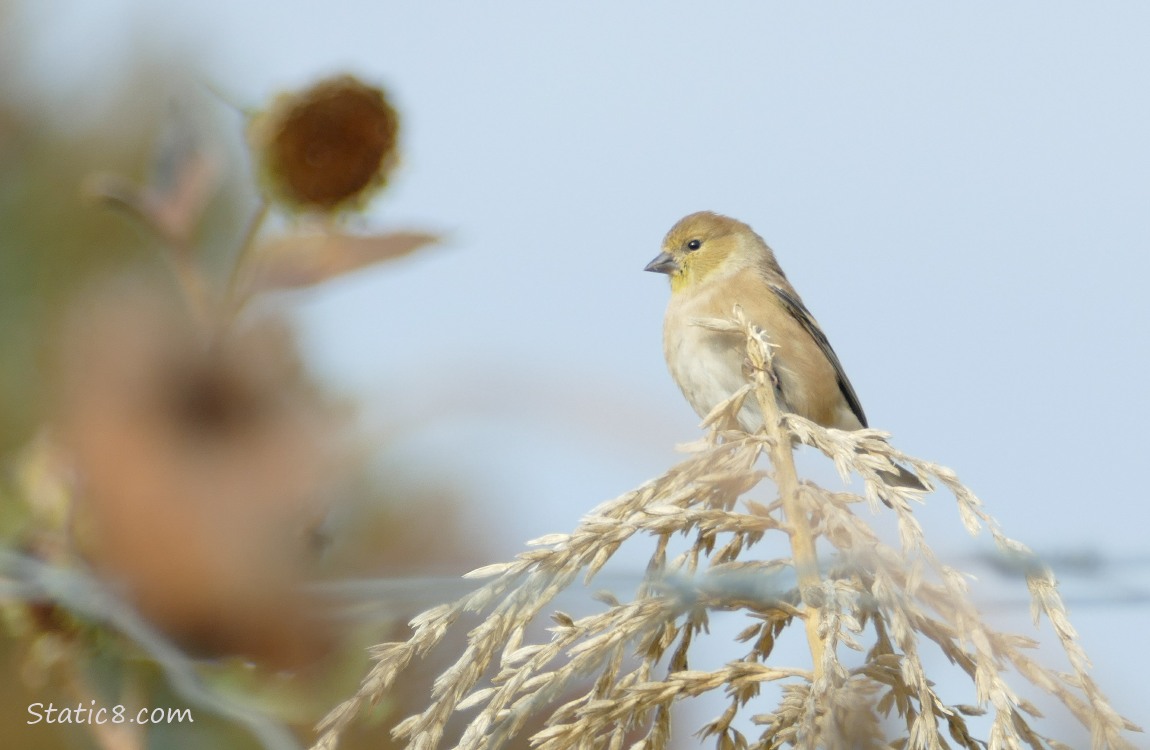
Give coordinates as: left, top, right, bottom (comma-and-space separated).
247, 75, 399, 214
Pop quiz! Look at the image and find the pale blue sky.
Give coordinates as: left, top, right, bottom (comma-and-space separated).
11, 0, 1150, 740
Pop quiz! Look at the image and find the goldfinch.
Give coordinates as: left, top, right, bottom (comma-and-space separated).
645, 211, 924, 489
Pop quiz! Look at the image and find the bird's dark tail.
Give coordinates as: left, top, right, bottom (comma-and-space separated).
878, 463, 930, 492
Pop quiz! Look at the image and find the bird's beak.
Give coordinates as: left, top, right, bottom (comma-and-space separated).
644, 251, 679, 275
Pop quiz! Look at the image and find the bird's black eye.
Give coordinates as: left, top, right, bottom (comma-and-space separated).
686, 239, 702, 251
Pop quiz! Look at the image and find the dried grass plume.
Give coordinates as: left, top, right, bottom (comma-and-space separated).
313, 307, 1140, 750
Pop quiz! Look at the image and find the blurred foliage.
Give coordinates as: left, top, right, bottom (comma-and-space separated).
0, 68, 164, 457
0, 8, 486, 750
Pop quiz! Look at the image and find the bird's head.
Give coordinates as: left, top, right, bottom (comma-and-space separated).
644, 211, 766, 293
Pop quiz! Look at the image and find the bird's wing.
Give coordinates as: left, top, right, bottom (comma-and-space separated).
769, 284, 868, 428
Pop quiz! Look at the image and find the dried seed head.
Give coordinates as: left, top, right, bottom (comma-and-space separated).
248, 75, 399, 213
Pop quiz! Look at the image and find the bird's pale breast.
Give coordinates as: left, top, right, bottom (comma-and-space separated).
662, 275, 862, 432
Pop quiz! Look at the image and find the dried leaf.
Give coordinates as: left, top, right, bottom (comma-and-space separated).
253, 230, 439, 291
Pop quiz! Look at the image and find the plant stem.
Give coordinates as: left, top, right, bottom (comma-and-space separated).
222, 199, 270, 323
743, 311, 826, 680
168, 251, 213, 332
